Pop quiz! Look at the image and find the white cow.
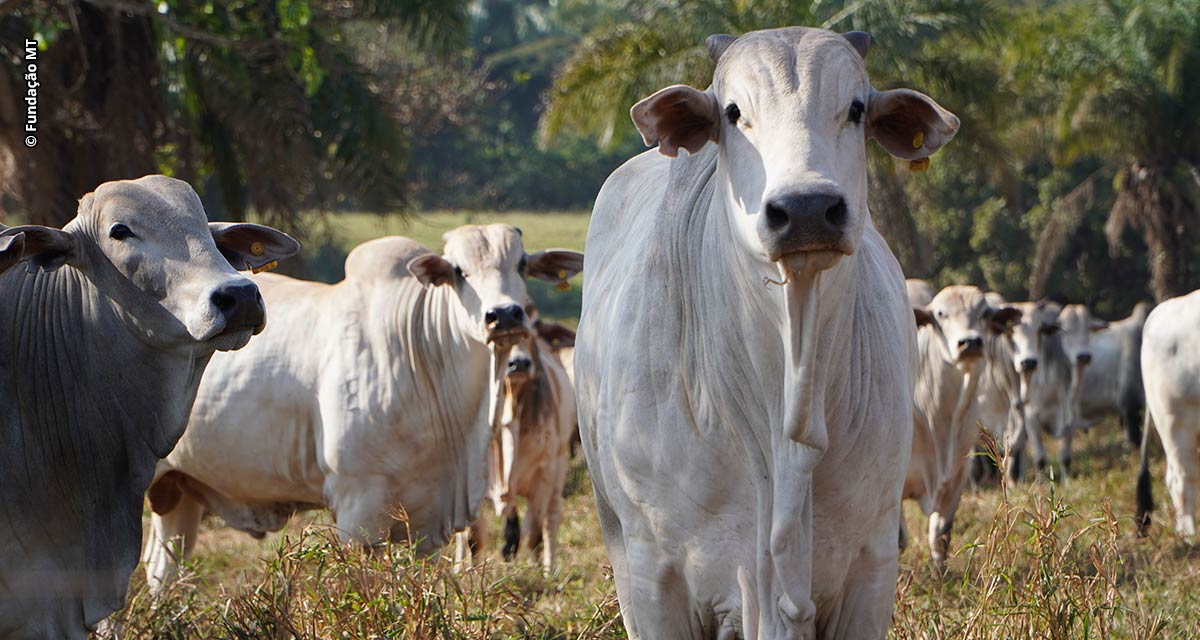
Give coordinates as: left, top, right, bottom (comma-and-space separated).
906, 278, 935, 307
0, 176, 297, 638
1004, 301, 1080, 479
974, 292, 1028, 481
907, 286, 1018, 565
143, 226, 582, 590
1137, 291, 1200, 536
1060, 302, 1151, 446
577, 27, 959, 639
462, 320, 577, 572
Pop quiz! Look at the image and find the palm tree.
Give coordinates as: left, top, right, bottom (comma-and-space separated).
1031, 0, 1200, 301
0, 0, 468, 229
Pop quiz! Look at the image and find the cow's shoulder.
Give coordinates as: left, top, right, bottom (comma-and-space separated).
343, 236, 433, 284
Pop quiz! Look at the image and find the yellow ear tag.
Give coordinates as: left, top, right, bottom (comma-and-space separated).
909, 157, 931, 172
556, 281, 571, 291
250, 242, 266, 257
558, 270, 567, 279
912, 131, 924, 149
252, 260, 278, 274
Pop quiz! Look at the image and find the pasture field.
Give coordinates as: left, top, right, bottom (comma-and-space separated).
116, 419, 1196, 639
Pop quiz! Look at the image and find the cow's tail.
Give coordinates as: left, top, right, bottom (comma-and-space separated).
737, 566, 759, 640
1136, 409, 1156, 537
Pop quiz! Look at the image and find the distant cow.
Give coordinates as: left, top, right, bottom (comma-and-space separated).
460, 320, 577, 572
0, 176, 297, 638
973, 292, 1027, 482
906, 278, 935, 307
577, 27, 958, 639
1060, 303, 1151, 446
907, 286, 1018, 565
1137, 291, 1200, 536
143, 226, 583, 591
1005, 301, 1081, 478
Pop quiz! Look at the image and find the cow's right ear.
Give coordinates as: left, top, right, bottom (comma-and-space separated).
407, 253, 455, 287
1090, 318, 1110, 332
986, 306, 1022, 334
867, 88, 960, 162
0, 233, 25, 275
914, 307, 937, 328
0, 226, 76, 272
631, 85, 720, 158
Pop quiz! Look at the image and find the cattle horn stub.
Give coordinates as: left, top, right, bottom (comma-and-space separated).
706, 34, 736, 63
842, 31, 870, 58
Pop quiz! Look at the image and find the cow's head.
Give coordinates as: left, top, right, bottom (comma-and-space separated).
916, 285, 1019, 369
0, 175, 299, 353
1007, 301, 1063, 380
1058, 304, 1107, 368
631, 27, 958, 276
407, 224, 583, 348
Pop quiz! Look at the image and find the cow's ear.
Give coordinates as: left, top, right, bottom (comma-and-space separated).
0, 226, 76, 272
867, 88, 960, 161
914, 306, 937, 328
986, 306, 1022, 334
1040, 322, 1063, 336
407, 253, 455, 287
0, 232, 25, 275
210, 223, 301, 273
1090, 318, 1110, 332
536, 320, 577, 348
631, 85, 720, 158
526, 250, 583, 284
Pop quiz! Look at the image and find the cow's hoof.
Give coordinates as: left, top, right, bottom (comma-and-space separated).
502, 513, 520, 561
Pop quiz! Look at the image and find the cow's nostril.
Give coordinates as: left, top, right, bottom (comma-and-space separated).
211, 291, 236, 313
824, 199, 848, 229
764, 201, 790, 230
1077, 353, 1092, 365
1020, 358, 1038, 372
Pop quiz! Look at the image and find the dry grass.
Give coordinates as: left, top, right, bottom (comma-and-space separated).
110, 419, 1199, 638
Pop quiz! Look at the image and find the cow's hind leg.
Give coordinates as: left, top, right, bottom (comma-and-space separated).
1159, 408, 1199, 537
819, 529, 898, 640
144, 493, 204, 594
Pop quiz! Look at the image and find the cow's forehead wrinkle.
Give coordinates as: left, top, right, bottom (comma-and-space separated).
930, 285, 986, 317
443, 224, 524, 271
715, 28, 867, 104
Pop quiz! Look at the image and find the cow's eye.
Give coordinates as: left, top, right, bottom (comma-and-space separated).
848, 99, 865, 125
109, 223, 135, 241
518, 257, 527, 274
725, 103, 740, 125
454, 265, 466, 279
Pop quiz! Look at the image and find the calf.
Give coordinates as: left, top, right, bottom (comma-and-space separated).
907, 286, 1018, 565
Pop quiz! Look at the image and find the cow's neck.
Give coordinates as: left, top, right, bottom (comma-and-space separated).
0, 267, 210, 626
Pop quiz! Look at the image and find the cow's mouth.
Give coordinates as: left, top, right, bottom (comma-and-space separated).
206, 326, 256, 352
488, 327, 529, 349
955, 347, 984, 364
776, 248, 851, 276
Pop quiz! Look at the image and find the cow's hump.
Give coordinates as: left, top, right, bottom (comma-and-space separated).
344, 236, 432, 283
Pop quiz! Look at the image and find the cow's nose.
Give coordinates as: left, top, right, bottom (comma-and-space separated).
1077, 352, 1092, 365
211, 282, 265, 333
761, 192, 848, 257
1020, 358, 1039, 372
508, 356, 533, 375
957, 336, 983, 352
486, 304, 525, 330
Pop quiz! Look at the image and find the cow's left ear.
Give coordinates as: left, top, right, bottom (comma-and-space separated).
985, 306, 1022, 334
535, 320, 577, 348
1040, 322, 1063, 336
525, 250, 584, 284
914, 307, 937, 328
408, 253, 456, 287
867, 88, 960, 161
1090, 318, 1110, 332
210, 223, 301, 273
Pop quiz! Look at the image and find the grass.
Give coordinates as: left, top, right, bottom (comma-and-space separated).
114, 419, 1198, 639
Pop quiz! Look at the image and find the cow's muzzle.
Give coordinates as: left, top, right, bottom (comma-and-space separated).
760, 192, 853, 262
211, 282, 266, 335
956, 336, 984, 361
1076, 352, 1092, 366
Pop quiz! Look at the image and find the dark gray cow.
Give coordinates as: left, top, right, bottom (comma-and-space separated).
0, 175, 298, 638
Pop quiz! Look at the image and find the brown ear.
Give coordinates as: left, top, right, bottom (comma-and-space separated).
407, 253, 455, 287
147, 472, 183, 516
707, 34, 736, 63
0, 232, 25, 275
631, 85, 720, 158
867, 88, 960, 161
914, 307, 937, 328
209, 223, 301, 272
526, 250, 583, 283
0, 225, 76, 272
842, 31, 870, 58
1040, 322, 1063, 336
1090, 318, 1110, 332
987, 306, 1022, 334
535, 321, 577, 348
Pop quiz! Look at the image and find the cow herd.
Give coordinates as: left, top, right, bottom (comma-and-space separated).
0, 25, 1195, 640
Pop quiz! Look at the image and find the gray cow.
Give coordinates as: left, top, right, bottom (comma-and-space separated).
0, 175, 298, 638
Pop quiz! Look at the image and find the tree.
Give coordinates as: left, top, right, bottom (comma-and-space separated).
0, 0, 468, 229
